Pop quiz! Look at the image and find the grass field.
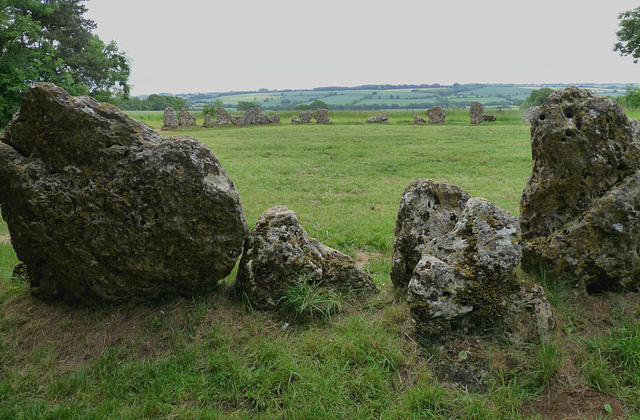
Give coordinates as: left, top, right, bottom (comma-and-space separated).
1, 109, 640, 418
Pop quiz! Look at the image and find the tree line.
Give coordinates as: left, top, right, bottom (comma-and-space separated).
1, 0, 130, 127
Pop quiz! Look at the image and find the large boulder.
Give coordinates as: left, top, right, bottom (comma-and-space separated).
426, 106, 446, 124
519, 86, 640, 291
0, 83, 248, 303
243, 107, 272, 125
214, 106, 231, 126
390, 179, 470, 288
234, 205, 376, 311
314, 108, 330, 124
162, 107, 178, 129
178, 107, 197, 126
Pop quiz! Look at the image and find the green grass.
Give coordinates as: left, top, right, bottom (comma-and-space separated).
1, 111, 639, 418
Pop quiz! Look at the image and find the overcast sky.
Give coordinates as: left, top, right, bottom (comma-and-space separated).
85, 0, 640, 96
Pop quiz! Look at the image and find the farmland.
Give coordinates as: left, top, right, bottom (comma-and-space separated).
180, 83, 628, 112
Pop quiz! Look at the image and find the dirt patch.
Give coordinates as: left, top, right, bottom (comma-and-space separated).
355, 250, 383, 267
527, 386, 626, 419
0, 232, 10, 244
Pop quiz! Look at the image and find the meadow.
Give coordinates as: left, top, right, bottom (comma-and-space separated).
1, 109, 639, 419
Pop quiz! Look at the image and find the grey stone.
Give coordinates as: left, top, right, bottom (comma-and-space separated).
291, 116, 300, 124
270, 113, 281, 124
482, 113, 496, 122
522, 106, 540, 124
366, 113, 389, 123
519, 86, 640, 292
390, 179, 470, 288
234, 205, 376, 311
299, 111, 314, 124
0, 83, 248, 303
202, 113, 213, 127
162, 107, 178, 129
178, 107, 197, 126
413, 115, 427, 124
213, 106, 231, 126
470, 102, 483, 124
426, 106, 446, 124
314, 108, 330, 124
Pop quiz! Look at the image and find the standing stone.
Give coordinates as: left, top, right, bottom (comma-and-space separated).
426, 106, 446, 124
470, 102, 483, 124
299, 110, 314, 124
202, 113, 213, 127
366, 113, 389, 123
522, 106, 540, 124
390, 179, 470, 288
0, 83, 248, 303
291, 116, 300, 124
413, 115, 427, 124
520, 86, 640, 292
314, 108, 331, 124
178, 107, 197, 126
163, 107, 178, 129
234, 205, 376, 310
243, 107, 272, 124
214, 106, 231, 126
270, 113, 281, 124
482, 113, 496, 122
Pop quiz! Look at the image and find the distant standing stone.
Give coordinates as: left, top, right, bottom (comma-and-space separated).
413, 115, 427, 124
214, 106, 231, 126
291, 116, 300, 124
482, 113, 496, 122
178, 107, 197, 126
366, 113, 389, 123
314, 108, 331, 124
270, 113, 281, 124
202, 113, 213, 127
299, 110, 314, 124
163, 107, 178, 129
426, 106, 446, 124
470, 102, 483, 124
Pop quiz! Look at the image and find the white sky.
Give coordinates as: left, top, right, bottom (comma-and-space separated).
85, 0, 640, 96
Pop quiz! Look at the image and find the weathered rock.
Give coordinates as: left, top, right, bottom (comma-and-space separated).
482, 113, 496, 122
413, 115, 427, 124
407, 197, 545, 337
299, 110, 314, 124
291, 116, 300, 124
0, 83, 248, 303
229, 114, 245, 125
270, 113, 281, 124
470, 102, 483, 124
243, 107, 272, 125
178, 107, 197, 126
519, 86, 640, 292
162, 107, 178, 129
314, 108, 330, 124
202, 113, 213, 128
390, 179, 470, 288
234, 205, 376, 311
522, 106, 539, 124
366, 113, 389, 123
214, 106, 231, 126
426, 106, 446, 124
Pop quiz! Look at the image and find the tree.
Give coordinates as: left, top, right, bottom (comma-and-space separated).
614, 6, 640, 63
0, 0, 130, 127
237, 101, 261, 111
309, 99, 329, 110
616, 84, 640, 108
519, 88, 555, 109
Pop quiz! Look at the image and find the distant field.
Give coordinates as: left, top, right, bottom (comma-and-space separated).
183, 83, 628, 111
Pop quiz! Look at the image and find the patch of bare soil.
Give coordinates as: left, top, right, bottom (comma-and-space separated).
355, 250, 383, 267
0, 232, 10, 243
527, 386, 626, 419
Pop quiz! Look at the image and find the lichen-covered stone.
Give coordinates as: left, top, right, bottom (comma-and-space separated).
470, 102, 483, 124
390, 179, 470, 288
178, 107, 197, 126
162, 107, 178, 129
366, 113, 389, 123
234, 205, 376, 311
298, 110, 314, 124
482, 113, 496, 122
202, 113, 213, 127
408, 197, 523, 335
0, 83, 248, 303
519, 86, 640, 291
214, 106, 231, 126
522, 106, 539, 124
270, 113, 281, 124
314, 108, 330, 124
426, 106, 446, 124
413, 115, 427, 124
